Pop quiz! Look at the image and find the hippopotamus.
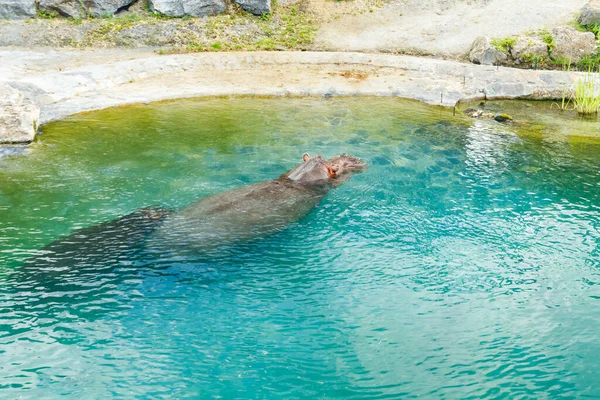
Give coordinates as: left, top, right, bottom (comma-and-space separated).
4, 206, 171, 322
11, 154, 363, 303
15, 206, 172, 289
152, 153, 366, 252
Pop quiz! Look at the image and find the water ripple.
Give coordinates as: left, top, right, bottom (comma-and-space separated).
1, 98, 600, 398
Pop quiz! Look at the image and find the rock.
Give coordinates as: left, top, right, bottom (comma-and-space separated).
234, 0, 270, 15
464, 108, 494, 119
510, 36, 548, 65
494, 113, 513, 122
469, 36, 508, 66
148, 0, 225, 17
38, 0, 136, 18
38, 0, 82, 18
0, 0, 35, 19
551, 27, 597, 63
578, 0, 600, 26
0, 84, 40, 144
464, 108, 513, 122
464, 108, 482, 118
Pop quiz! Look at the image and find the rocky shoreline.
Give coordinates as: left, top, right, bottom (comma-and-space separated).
1, 49, 595, 144
0, 0, 598, 144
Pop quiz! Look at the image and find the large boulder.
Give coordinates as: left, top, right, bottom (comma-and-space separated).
578, 0, 600, 26
0, 0, 36, 19
38, 0, 136, 18
148, 0, 225, 17
551, 27, 597, 63
469, 36, 508, 66
510, 35, 549, 65
234, 0, 270, 15
0, 84, 40, 144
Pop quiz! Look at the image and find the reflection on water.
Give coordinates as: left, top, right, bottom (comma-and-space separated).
1, 97, 600, 398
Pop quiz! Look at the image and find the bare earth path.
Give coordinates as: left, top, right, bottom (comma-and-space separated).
315, 0, 587, 57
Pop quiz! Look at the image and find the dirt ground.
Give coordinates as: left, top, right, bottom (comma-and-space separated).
0, 0, 590, 58
314, 0, 588, 57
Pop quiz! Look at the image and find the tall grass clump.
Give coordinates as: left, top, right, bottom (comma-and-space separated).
573, 67, 600, 116
554, 59, 573, 111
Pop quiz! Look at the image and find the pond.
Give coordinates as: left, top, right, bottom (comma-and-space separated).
1, 97, 600, 398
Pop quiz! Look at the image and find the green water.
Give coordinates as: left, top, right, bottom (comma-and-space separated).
1, 97, 600, 398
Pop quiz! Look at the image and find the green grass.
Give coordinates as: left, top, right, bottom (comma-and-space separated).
541, 31, 555, 54
82, 12, 166, 42
553, 59, 574, 111
37, 9, 58, 19
575, 22, 600, 38
574, 68, 600, 116
184, 4, 317, 52
27, 0, 317, 51
67, 17, 84, 25
578, 53, 600, 70
491, 37, 517, 54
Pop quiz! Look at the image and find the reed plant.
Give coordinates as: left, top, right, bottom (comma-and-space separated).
552, 59, 573, 111
573, 67, 600, 116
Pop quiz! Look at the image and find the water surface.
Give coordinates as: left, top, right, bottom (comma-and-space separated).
1, 97, 600, 398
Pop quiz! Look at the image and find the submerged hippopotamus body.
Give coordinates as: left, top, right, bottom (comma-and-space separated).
15, 206, 172, 291
153, 153, 366, 252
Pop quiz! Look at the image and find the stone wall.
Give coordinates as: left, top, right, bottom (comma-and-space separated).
0, 0, 271, 19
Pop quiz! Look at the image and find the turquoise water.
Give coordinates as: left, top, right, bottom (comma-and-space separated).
1, 97, 600, 398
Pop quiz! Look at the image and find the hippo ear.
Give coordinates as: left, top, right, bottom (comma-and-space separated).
302, 153, 310, 162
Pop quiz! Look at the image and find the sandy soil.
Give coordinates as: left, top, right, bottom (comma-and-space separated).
315, 0, 587, 57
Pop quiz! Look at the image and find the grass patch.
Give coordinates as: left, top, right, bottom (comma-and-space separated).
37, 9, 58, 19
541, 30, 555, 53
553, 59, 574, 111
575, 21, 600, 39
578, 53, 600, 70
491, 37, 516, 54
67, 17, 84, 25
521, 53, 551, 69
574, 68, 600, 116
185, 4, 317, 52
82, 12, 165, 43
23, 0, 320, 51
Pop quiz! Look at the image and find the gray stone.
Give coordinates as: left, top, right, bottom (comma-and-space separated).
38, 0, 136, 18
551, 26, 597, 63
510, 35, 548, 64
469, 36, 508, 65
234, 0, 270, 15
578, 0, 600, 26
148, 0, 225, 17
0, 0, 35, 20
0, 84, 40, 144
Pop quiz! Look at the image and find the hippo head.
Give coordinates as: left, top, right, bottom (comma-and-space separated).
284, 153, 366, 186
